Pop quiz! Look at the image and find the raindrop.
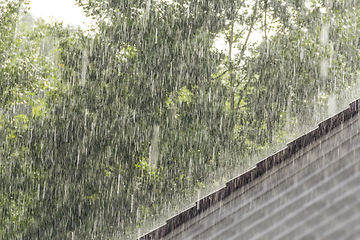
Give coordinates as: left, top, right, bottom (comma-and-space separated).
131, 195, 134, 213
80, 48, 88, 86
117, 174, 121, 194
327, 95, 337, 116
320, 24, 330, 46
42, 181, 46, 199
149, 125, 160, 168
320, 59, 329, 80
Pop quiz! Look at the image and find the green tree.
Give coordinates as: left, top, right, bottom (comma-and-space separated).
3, 0, 360, 239
248, 0, 360, 141
0, 2, 61, 238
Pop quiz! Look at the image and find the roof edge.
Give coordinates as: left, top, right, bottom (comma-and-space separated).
139, 98, 359, 240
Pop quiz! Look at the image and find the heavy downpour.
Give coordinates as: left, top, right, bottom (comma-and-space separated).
1, 0, 360, 239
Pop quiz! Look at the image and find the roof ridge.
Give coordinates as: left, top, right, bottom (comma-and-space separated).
139, 98, 360, 239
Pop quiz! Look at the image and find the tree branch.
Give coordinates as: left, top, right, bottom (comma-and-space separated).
229, 18, 235, 111
237, 1, 259, 66
233, 72, 248, 89
264, 0, 268, 41
235, 71, 254, 112
212, 69, 228, 80
234, 124, 250, 142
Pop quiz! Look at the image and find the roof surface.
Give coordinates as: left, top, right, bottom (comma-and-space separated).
139, 98, 360, 240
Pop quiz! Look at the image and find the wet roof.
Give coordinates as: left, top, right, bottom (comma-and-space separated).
139, 98, 360, 240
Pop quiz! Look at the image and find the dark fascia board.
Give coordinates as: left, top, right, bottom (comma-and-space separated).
139, 98, 359, 240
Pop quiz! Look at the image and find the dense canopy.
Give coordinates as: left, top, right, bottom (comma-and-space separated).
1, 0, 360, 238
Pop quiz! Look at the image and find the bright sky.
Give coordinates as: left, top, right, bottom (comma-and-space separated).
27, 0, 261, 54
28, 0, 93, 29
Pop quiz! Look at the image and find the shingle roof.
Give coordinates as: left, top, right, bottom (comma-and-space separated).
139, 98, 360, 240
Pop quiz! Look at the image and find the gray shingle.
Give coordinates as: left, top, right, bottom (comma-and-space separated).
139, 98, 360, 240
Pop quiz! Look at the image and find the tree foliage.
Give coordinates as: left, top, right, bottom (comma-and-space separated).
1, 0, 360, 239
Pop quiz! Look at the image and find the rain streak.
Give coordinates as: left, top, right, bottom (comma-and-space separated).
1, 0, 360, 239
